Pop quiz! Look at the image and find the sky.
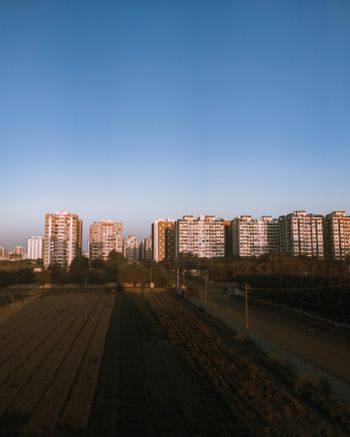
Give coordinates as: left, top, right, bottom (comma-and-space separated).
1, 0, 349, 248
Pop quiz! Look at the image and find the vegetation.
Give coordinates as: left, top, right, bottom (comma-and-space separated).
146, 292, 350, 435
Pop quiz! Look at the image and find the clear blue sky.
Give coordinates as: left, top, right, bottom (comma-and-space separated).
1, 0, 349, 248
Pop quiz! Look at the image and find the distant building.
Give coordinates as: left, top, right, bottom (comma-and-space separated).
232, 215, 279, 257
279, 211, 324, 258
89, 220, 123, 261
27, 236, 44, 260
152, 219, 175, 261
14, 246, 26, 259
325, 211, 350, 260
139, 236, 152, 261
123, 236, 140, 262
44, 212, 83, 268
0, 247, 7, 260
224, 220, 233, 258
175, 215, 225, 258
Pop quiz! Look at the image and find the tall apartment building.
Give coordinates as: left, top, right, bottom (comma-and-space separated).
139, 236, 152, 261
0, 247, 7, 260
123, 236, 140, 263
232, 215, 279, 257
224, 220, 233, 258
325, 211, 350, 260
175, 215, 225, 258
14, 246, 26, 259
89, 220, 123, 261
279, 211, 324, 258
44, 212, 83, 268
27, 236, 44, 260
152, 219, 175, 261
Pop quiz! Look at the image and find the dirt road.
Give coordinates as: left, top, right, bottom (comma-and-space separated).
204, 286, 350, 383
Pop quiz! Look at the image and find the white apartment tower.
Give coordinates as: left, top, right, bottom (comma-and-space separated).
123, 236, 140, 263
325, 211, 350, 260
279, 211, 324, 259
44, 212, 83, 268
175, 215, 225, 258
27, 236, 44, 260
232, 215, 279, 257
89, 220, 123, 261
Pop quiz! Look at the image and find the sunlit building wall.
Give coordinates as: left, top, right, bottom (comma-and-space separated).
325, 211, 350, 260
232, 215, 279, 257
279, 211, 324, 259
175, 215, 225, 258
152, 219, 175, 261
44, 212, 83, 268
89, 220, 123, 261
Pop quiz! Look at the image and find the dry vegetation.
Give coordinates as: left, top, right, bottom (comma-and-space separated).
146, 292, 350, 436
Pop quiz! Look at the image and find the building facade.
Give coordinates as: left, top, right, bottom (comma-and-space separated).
152, 219, 175, 261
27, 236, 44, 260
175, 215, 225, 258
279, 211, 324, 258
325, 211, 350, 260
44, 212, 83, 268
139, 236, 152, 261
89, 220, 123, 261
123, 235, 140, 262
232, 215, 279, 257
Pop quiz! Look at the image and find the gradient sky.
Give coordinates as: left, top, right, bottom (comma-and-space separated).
1, 0, 349, 248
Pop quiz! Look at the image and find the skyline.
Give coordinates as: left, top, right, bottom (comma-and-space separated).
1, 208, 349, 250
1, 0, 350, 247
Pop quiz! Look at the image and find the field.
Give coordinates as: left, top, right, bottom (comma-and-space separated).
0, 289, 349, 436
0, 291, 115, 436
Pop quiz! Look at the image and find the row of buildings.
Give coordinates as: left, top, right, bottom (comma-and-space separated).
1, 210, 349, 269
152, 211, 350, 262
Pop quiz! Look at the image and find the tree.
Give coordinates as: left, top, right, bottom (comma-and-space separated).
68, 257, 89, 285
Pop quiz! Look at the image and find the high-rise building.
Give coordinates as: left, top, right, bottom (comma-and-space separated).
232, 215, 279, 257
44, 212, 83, 268
27, 236, 44, 260
325, 211, 350, 260
89, 220, 123, 261
0, 247, 7, 260
139, 236, 152, 261
123, 236, 140, 262
152, 219, 175, 261
279, 211, 324, 258
175, 215, 225, 258
224, 220, 233, 258
13, 246, 26, 259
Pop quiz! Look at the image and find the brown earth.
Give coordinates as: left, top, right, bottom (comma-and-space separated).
0, 290, 349, 436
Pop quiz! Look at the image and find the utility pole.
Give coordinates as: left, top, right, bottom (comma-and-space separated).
204, 272, 208, 306
176, 268, 180, 289
245, 283, 249, 329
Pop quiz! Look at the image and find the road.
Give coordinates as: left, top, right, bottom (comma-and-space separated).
203, 285, 350, 384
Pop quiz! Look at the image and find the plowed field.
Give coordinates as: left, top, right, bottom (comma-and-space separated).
0, 290, 349, 436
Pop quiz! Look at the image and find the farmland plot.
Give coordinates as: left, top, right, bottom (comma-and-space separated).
0, 291, 115, 436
